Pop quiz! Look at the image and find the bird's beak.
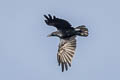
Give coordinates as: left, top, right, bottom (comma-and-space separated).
47, 34, 52, 37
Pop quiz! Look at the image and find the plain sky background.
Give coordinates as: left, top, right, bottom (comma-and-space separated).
0, 0, 120, 80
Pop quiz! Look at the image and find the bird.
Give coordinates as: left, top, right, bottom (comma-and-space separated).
44, 14, 88, 72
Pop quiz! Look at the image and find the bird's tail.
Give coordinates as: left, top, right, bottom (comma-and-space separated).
75, 25, 88, 37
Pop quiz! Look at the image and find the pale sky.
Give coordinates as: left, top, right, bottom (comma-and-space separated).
0, 0, 120, 80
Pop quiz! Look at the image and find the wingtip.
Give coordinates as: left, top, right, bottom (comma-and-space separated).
44, 20, 48, 24
53, 16, 56, 19
48, 14, 52, 20
61, 62, 64, 72
44, 14, 54, 20
43, 14, 46, 17
44, 15, 48, 19
65, 63, 68, 71
48, 14, 51, 16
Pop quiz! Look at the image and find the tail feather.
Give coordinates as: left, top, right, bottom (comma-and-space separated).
75, 25, 88, 37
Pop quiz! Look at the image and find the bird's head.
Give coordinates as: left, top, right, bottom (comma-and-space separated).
47, 31, 62, 38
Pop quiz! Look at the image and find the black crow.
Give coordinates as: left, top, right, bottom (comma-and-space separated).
44, 14, 88, 72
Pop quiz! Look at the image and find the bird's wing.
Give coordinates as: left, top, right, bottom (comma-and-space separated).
57, 36, 76, 72
44, 14, 73, 30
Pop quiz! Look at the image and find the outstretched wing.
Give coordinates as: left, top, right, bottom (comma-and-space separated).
57, 36, 76, 72
44, 14, 73, 30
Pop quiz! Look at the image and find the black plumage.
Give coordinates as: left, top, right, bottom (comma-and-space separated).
44, 14, 88, 72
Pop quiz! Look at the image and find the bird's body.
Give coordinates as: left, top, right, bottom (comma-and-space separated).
44, 14, 88, 72
58, 29, 75, 38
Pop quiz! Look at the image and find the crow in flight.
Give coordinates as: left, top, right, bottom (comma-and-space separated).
44, 14, 88, 72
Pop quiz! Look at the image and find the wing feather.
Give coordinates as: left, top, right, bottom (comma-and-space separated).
44, 14, 73, 30
57, 36, 76, 72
